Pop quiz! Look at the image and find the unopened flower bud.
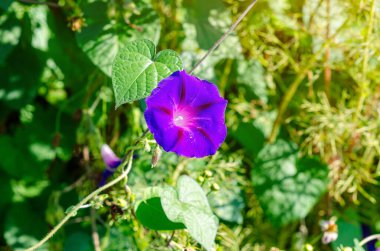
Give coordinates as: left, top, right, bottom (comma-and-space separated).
211, 183, 220, 191
204, 170, 213, 178
116, 198, 128, 208
151, 146, 162, 168
303, 244, 313, 251
197, 176, 205, 183
101, 144, 121, 168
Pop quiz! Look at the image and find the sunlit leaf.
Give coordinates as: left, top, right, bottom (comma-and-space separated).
252, 140, 329, 226
4, 203, 48, 251
135, 187, 185, 230
136, 176, 218, 251
208, 186, 245, 224
0, 10, 21, 65
161, 175, 218, 251
112, 39, 183, 106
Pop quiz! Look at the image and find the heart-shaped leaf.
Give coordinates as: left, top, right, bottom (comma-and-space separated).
252, 140, 329, 226
162, 176, 218, 251
135, 187, 185, 231
135, 176, 218, 251
112, 39, 183, 107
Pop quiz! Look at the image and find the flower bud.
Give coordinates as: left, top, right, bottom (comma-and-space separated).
151, 146, 162, 168
211, 183, 220, 191
204, 170, 213, 178
197, 176, 205, 183
101, 144, 121, 168
303, 244, 313, 251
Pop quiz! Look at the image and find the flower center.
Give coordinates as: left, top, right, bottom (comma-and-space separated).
174, 114, 186, 127
173, 109, 193, 127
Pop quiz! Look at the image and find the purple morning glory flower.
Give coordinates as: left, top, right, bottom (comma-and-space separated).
99, 144, 122, 186
144, 70, 227, 158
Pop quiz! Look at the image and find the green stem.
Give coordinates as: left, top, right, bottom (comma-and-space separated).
355, 0, 376, 117
170, 157, 187, 185
268, 18, 350, 143
189, 0, 257, 74
268, 57, 318, 143
25, 153, 134, 251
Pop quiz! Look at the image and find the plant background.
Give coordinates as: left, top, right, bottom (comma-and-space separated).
0, 0, 379, 250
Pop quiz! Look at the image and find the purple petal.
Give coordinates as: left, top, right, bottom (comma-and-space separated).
144, 104, 174, 133
144, 70, 227, 158
101, 144, 122, 168
146, 71, 182, 109
99, 169, 114, 187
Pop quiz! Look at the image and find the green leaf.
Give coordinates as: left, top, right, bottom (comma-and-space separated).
161, 176, 218, 251
0, 10, 21, 65
160, 186, 185, 223
252, 140, 329, 226
11, 179, 50, 202
176, 175, 212, 212
102, 224, 138, 251
135, 176, 218, 251
0, 42, 44, 110
236, 60, 269, 104
181, 0, 241, 80
183, 0, 225, 50
28, 5, 50, 51
232, 110, 277, 158
208, 186, 245, 224
0, 0, 13, 11
332, 208, 363, 249
182, 207, 218, 251
0, 176, 13, 209
0, 106, 77, 183
63, 232, 92, 251
135, 187, 185, 230
76, 0, 161, 76
4, 203, 48, 251
353, 239, 365, 251
376, 240, 380, 248
112, 39, 183, 106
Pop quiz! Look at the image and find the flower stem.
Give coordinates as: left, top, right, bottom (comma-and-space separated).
359, 233, 380, 246
25, 153, 134, 251
90, 208, 101, 251
189, 0, 258, 74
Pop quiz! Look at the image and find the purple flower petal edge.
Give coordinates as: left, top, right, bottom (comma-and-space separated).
101, 144, 122, 168
144, 70, 227, 158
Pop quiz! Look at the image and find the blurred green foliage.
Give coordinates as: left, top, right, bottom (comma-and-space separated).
0, 0, 379, 250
